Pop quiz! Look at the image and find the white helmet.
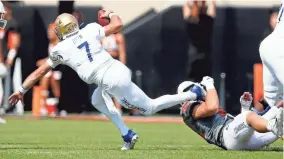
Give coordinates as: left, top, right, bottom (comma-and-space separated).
0, 1, 6, 29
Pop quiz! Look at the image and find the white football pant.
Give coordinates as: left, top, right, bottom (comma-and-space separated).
91, 60, 196, 135
259, 30, 284, 107
222, 112, 278, 150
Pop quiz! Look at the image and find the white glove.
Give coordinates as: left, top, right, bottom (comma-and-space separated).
240, 92, 253, 110
200, 76, 215, 90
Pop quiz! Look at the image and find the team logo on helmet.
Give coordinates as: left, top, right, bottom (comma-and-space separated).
50, 51, 63, 62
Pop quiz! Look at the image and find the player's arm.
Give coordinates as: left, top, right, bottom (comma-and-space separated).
117, 33, 126, 64
36, 57, 48, 67
8, 62, 52, 105
9, 49, 62, 105
192, 76, 219, 119
101, 9, 123, 37
21, 62, 52, 91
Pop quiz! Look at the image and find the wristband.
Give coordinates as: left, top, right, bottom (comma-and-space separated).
108, 12, 117, 19
19, 85, 28, 94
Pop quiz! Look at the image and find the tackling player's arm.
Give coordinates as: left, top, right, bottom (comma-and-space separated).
101, 9, 123, 37
192, 77, 219, 119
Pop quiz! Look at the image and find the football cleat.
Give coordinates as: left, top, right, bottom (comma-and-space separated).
121, 130, 139, 150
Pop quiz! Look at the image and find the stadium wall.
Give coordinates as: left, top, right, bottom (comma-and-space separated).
22, 0, 281, 23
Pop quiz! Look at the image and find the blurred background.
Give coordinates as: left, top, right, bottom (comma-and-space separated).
0, 0, 281, 118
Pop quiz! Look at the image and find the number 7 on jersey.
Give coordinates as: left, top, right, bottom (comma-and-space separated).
77, 41, 93, 62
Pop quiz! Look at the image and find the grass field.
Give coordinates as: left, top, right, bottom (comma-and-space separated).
0, 118, 282, 159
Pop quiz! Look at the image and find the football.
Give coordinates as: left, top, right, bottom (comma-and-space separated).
98, 10, 110, 26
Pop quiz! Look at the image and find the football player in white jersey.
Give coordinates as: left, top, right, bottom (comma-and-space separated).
8, 10, 202, 150
259, 1, 284, 107
0, 1, 7, 124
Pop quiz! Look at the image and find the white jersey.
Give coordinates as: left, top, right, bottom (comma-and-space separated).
46, 22, 115, 84
275, 1, 284, 32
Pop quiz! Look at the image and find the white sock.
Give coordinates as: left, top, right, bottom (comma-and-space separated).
151, 92, 197, 114
262, 106, 279, 120
95, 104, 129, 136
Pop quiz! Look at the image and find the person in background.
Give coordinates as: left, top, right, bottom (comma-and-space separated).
0, 1, 8, 123
0, 2, 21, 115
102, 32, 126, 115
262, 6, 279, 40
36, 23, 60, 115
183, 0, 216, 82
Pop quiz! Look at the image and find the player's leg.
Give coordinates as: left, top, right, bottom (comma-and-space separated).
246, 131, 278, 150
50, 71, 61, 98
91, 87, 138, 150
246, 109, 283, 137
223, 109, 283, 150
113, 98, 122, 114
262, 60, 282, 107
0, 63, 6, 107
12, 58, 23, 115
103, 61, 197, 116
39, 72, 51, 115
222, 113, 255, 150
91, 87, 129, 135
112, 81, 197, 116
262, 37, 284, 88
0, 78, 3, 107
259, 38, 282, 107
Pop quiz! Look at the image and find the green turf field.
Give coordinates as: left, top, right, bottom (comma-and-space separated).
0, 119, 282, 159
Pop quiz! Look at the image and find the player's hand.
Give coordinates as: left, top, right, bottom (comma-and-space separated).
240, 92, 253, 110
8, 91, 24, 106
100, 9, 114, 19
200, 76, 214, 90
